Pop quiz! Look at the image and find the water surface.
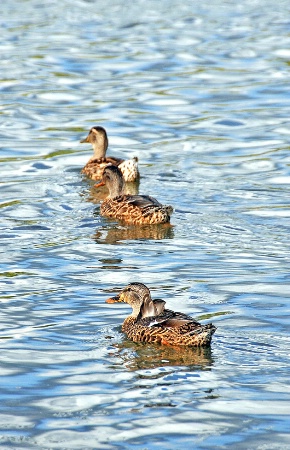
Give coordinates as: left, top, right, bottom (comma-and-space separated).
1, 0, 290, 448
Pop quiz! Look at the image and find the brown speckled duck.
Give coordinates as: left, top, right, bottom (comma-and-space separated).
106, 283, 216, 347
80, 126, 139, 182
95, 165, 173, 225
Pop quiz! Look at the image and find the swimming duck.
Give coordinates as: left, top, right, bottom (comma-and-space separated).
95, 165, 173, 225
106, 283, 216, 347
80, 126, 139, 182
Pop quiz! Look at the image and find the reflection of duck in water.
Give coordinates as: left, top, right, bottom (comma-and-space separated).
110, 341, 214, 370
95, 166, 173, 225
106, 283, 216, 347
80, 126, 139, 182
93, 223, 174, 244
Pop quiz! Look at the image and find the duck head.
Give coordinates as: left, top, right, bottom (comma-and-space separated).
106, 282, 157, 318
94, 165, 124, 198
80, 126, 108, 158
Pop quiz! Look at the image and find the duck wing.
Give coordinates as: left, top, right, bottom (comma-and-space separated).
125, 195, 163, 209
143, 309, 201, 329
106, 156, 124, 165
153, 299, 166, 315
139, 296, 157, 318
87, 156, 124, 166
139, 298, 166, 319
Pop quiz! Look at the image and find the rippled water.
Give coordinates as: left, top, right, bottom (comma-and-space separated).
1, 0, 290, 448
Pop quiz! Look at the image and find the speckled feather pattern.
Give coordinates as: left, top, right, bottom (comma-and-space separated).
122, 316, 216, 347
82, 157, 139, 182
106, 282, 216, 347
118, 158, 139, 182
100, 195, 173, 225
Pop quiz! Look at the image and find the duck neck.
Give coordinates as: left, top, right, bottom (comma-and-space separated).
92, 135, 108, 159
107, 176, 124, 199
130, 303, 142, 319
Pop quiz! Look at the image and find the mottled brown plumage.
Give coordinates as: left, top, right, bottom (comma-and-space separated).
80, 126, 139, 182
106, 283, 216, 347
95, 165, 173, 225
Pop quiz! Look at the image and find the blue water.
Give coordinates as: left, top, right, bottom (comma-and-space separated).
1, 0, 290, 448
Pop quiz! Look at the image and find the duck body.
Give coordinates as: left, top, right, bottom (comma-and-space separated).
96, 166, 173, 225
81, 126, 139, 182
82, 156, 123, 181
100, 194, 173, 225
106, 283, 216, 347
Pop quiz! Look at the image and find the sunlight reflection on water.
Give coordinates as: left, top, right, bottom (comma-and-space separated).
1, 0, 290, 448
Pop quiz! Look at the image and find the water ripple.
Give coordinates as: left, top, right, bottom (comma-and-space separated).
1, 0, 290, 449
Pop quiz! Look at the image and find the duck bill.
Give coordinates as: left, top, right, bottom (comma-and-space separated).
106, 293, 123, 304
80, 136, 89, 143
94, 180, 105, 188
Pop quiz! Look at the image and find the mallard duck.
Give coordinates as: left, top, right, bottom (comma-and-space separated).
80, 126, 139, 182
106, 283, 216, 347
95, 165, 173, 225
